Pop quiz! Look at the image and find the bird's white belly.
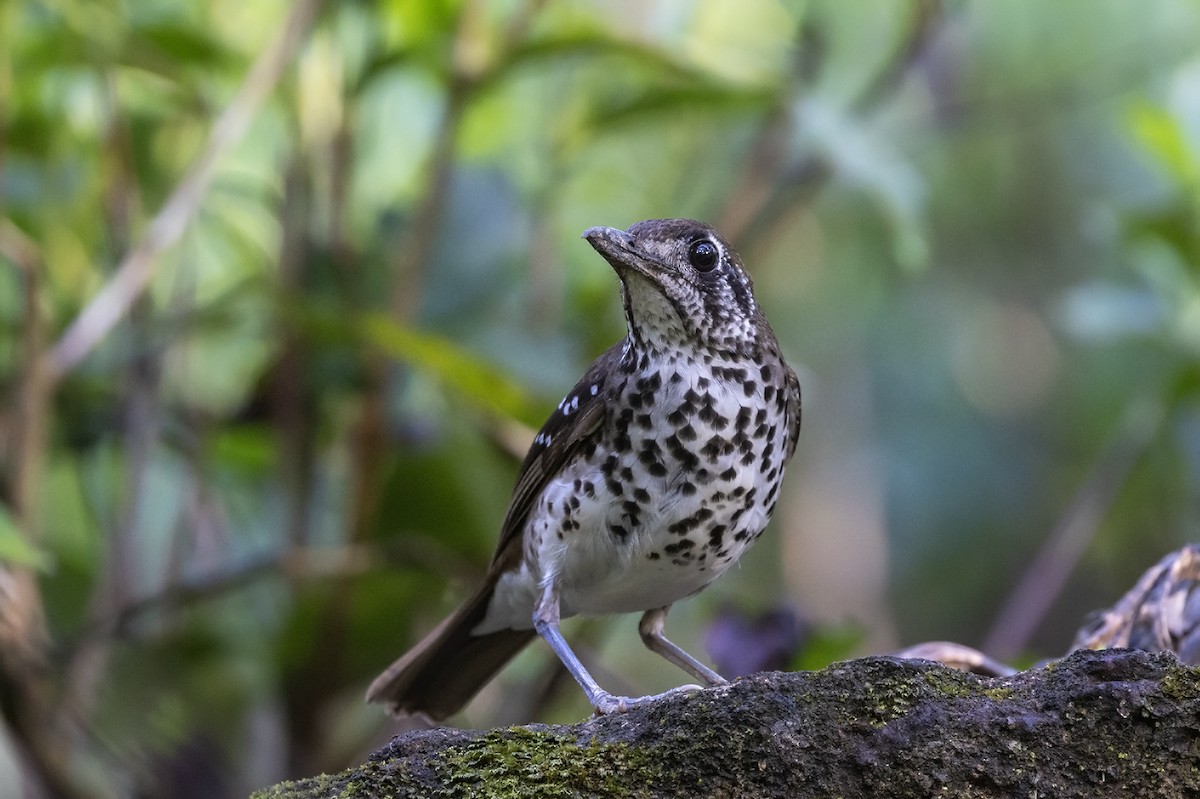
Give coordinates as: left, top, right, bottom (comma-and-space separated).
475, 357, 789, 635
550, 484, 724, 617
476, 472, 724, 634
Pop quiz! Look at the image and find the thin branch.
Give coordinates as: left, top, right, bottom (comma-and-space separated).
851, 0, 943, 115
0, 2, 11, 199
0, 218, 51, 683
64, 546, 381, 652
0, 220, 48, 537
276, 157, 316, 553
45, 0, 325, 384
983, 397, 1165, 661
57, 67, 184, 757
0, 77, 78, 791
718, 0, 942, 252
317, 4, 488, 769
713, 18, 815, 244
345, 0, 497, 547
98, 65, 152, 622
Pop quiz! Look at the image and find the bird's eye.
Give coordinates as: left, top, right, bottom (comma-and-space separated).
688, 239, 719, 272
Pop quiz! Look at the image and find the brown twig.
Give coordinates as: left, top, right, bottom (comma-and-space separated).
0, 223, 83, 798
66, 546, 386, 652
0, 221, 47, 539
10, 7, 323, 793
289, 26, 482, 770
58, 71, 160, 750
342, 0, 554, 743
0, 2, 11, 199
99, 64, 151, 623
718, 0, 943, 254
276, 157, 316, 554
346, 0, 505, 549
45, 0, 326, 384
851, 0, 943, 116
276, 137, 333, 776
333, 8, 482, 763
0, 18, 60, 795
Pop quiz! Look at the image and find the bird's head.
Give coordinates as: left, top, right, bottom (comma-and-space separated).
583, 219, 764, 356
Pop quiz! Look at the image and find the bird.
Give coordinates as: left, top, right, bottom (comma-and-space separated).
367, 218, 801, 720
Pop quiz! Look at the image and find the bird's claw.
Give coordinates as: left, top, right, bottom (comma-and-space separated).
590, 683, 706, 715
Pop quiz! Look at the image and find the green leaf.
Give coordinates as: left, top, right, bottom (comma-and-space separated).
357, 312, 542, 425
287, 303, 545, 425
486, 31, 744, 94
132, 23, 229, 70
796, 99, 929, 272
0, 506, 54, 572
590, 85, 775, 129
1128, 102, 1198, 184
209, 426, 277, 475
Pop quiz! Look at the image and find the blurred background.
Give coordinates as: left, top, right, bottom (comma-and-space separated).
3, 0, 1200, 795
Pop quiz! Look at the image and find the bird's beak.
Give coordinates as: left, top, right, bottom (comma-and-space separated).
583, 226, 653, 277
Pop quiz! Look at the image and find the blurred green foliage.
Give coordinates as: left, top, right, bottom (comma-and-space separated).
3, 0, 1200, 796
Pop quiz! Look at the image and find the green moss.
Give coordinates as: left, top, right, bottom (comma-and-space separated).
1158, 664, 1200, 705
860, 674, 921, 726
918, 665, 1015, 702
921, 669, 974, 698
250, 773, 336, 799
430, 727, 664, 798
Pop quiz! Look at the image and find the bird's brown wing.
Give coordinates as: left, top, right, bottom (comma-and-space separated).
365, 342, 622, 718
782, 363, 802, 463
489, 341, 622, 572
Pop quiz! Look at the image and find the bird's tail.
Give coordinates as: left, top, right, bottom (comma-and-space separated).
366, 578, 536, 721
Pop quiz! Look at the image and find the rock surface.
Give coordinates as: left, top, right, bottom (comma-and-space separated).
253, 648, 1200, 798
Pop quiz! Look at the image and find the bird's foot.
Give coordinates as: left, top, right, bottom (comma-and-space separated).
589, 683, 705, 715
